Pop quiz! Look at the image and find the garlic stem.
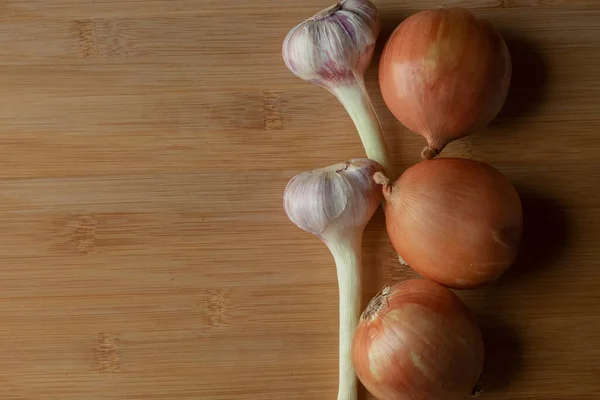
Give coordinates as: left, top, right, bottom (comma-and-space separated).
325, 231, 362, 400
332, 76, 393, 177
283, 159, 383, 400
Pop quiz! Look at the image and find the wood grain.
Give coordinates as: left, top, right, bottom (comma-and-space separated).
0, 0, 598, 399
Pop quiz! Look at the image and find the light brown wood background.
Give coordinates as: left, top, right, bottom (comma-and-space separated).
0, 0, 598, 399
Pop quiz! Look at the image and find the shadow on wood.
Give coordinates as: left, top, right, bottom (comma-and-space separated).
504, 188, 568, 281
498, 34, 548, 122
479, 316, 522, 393
361, 208, 390, 310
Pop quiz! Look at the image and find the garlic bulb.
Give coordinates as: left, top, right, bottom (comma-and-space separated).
284, 158, 383, 400
282, 0, 380, 91
282, 1, 393, 177
284, 158, 383, 238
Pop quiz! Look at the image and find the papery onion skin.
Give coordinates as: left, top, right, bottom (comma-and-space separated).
379, 158, 522, 289
352, 279, 484, 400
379, 8, 511, 159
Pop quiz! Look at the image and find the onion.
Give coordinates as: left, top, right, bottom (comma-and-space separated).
379, 7, 511, 159
374, 158, 522, 289
352, 279, 484, 400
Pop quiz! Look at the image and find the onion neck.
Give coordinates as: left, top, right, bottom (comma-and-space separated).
325, 230, 363, 400
362, 285, 391, 321
331, 75, 393, 178
373, 171, 393, 200
421, 146, 440, 160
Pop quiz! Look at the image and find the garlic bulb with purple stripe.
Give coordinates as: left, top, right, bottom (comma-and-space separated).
282, 1, 393, 177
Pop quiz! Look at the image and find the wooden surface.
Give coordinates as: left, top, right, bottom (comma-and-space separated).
1, 0, 599, 399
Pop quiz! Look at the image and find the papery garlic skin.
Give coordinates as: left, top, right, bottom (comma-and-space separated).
282, 1, 393, 177
284, 158, 383, 400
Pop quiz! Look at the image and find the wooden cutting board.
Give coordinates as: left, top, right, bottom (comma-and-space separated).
1, 0, 598, 399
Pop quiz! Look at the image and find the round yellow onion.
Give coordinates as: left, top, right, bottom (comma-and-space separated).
352, 279, 484, 400
375, 158, 523, 289
379, 7, 511, 159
